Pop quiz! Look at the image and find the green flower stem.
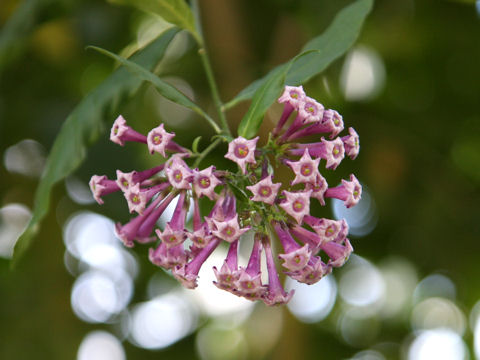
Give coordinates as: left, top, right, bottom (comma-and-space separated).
193, 138, 222, 168
191, 0, 231, 137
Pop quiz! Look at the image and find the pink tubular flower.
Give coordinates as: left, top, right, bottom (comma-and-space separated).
89, 175, 120, 204
173, 238, 222, 289
273, 222, 312, 272
92, 85, 362, 306
286, 148, 321, 186
303, 216, 348, 243
263, 235, 294, 306
110, 115, 147, 146
212, 214, 250, 243
279, 190, 312, 224
115, 192, 175, 247
213, 240, 240, 292
305, 174, 328, 206
287, 109, 344, 141
274, 85, 306, 136
325, 174, 362, 208
342, 127, 360, 160
320, 238, 353, 267
224, 136, 259, 174
290, 137, 345, 170
287, 256, 331, 285
165, 155, 193, 190
246, 175, 281, 205
156, 192, 188, 248
235, 233, 267, 300
192, 166, 221, 200
147, 123, 175, 156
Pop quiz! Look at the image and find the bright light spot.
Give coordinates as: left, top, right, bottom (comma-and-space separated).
63, 212, 118, 259
332, 184, 377, 237
145, 77, 195, 127
71, 270, 133, 323
3, 139, 46, 177
340, 45, 386, 101
244, 306, 283, 359
196, 324, 247, 360
339, 256, 385, 309
413, 274, 456, 303
285, 274, 337, 323
158, 192, 194, 228
340, 308, 381, 347
476, 1, 480, 17
411, 297, 466, 335
188, 246, 254, 319
379, 257, 418, 318
469, 300, 480, 332
129, 292, 197, 349
350, 350, 386, 360
0, 203, 31, 258
475, 318, 480, 359
80, 243, 137, 278
66, 176, 95, 205
77, 331, 125, 360
408, 329, 468, 360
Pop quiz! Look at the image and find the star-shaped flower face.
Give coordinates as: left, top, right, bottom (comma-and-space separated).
234, 271, 266, 300
186, 226, 214, 248
116, 170, 137, 192
277, 85, 306, 109
278, 244, 312, 272
110, 115, 129, 146
321, 109, 344, 139
305, 174, 328, 206
156, 225, 186, 248
165, 155, 193, 190
287, 259, 331, 285
312, 218, 348, 243
322, 239, 353, 268
224, 136, 259, 174
321, 137, 345, 170
212, 215, 250, 243
149, 243, 187, 270
193, 166, 221, 200
147, 123, 175, 157
213, 261, 240, 292
246, 175, 281, 205
298, 97, 324, 124
89, 175, 109, 204
124, 183, 147, 214
286, 149, 321, 186
342, 174, 362, 208
172, 265, 199, 289
342, 127, 360, 160
279, 190, 312, 224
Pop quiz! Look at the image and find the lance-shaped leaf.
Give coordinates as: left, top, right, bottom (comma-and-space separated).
89, 45, 221, 134
108, 0, 199, 42
11, 27, 179, 267
225, 0, 374, 110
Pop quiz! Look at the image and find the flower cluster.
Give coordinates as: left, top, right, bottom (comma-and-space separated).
90, 85, 361, 306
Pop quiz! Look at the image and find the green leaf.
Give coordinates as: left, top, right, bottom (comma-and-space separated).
11, 27, 179, 267
238, 50, 320, 139
89, 45, 221, 134
225, 0, 374, 110
191, 136, 202, 153
108, 0, 198, 41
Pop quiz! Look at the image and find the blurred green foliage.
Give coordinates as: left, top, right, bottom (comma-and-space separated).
1, 0, 480, 359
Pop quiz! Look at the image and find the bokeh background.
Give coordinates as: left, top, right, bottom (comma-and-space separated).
1, 0, 480, 359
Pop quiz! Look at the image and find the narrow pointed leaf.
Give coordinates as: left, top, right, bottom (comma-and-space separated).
225, 0, 373, 110
89, 45, 221, 133
11, 28, 179, 267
